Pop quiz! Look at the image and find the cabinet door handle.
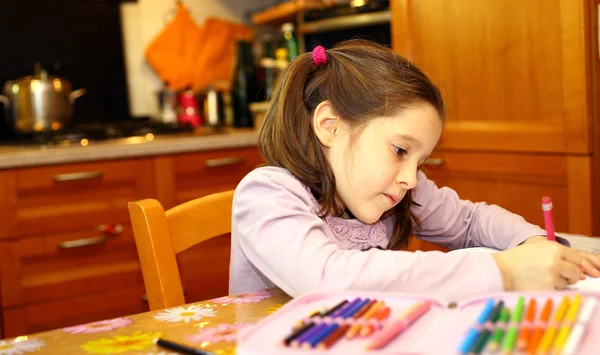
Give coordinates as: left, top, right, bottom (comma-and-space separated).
423, 158, 445, 166
204, 157, 245, 168
57, 236, 107, 249
53, 171, 103, 182
142, 287, 188, 302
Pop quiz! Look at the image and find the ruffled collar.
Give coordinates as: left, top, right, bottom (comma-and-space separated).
303, 186, 389, 250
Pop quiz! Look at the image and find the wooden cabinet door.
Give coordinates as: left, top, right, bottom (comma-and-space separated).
420, 151, 593, 235
391, 0, 593, 154
154, 147, 264, 209
11, 158, 155, 237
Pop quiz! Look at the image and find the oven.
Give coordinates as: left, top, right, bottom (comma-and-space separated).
300, 0, 391, 52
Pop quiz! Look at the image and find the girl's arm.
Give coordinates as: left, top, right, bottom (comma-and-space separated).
233, 168, 505, 299
411, 170, 551, 250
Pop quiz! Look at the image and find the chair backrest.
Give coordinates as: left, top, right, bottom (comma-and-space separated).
128, 190, 234, 310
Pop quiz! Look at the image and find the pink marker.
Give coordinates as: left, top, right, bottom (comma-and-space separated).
541, 196, 556, 241
366, 300, 432, 350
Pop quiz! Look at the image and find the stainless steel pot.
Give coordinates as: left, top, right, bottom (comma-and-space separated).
0, 64, 86, 134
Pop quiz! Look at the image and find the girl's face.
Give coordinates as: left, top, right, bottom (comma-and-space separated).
320, 103, 443, 224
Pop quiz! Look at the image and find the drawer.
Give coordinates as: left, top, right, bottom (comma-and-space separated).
420, 151, 570, 232
169, 147, 263, 206
14, 158, 154, 236
2, 284, 149, 338
0, 224, 144, 307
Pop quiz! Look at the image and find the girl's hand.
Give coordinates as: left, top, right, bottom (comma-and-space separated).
492, 241, 583, 291
579, 251, 600, 278
521, 236, 600, 278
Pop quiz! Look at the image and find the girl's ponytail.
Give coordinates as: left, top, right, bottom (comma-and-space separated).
259, 49, 343, 216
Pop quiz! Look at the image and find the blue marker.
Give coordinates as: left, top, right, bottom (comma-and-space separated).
457, 298, 496, 354
293, 298, 361, 347
307, 298, 371, 348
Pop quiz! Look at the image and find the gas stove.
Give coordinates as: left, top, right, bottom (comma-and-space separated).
1, 120, 198, 148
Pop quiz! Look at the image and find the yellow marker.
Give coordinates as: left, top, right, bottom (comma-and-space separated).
550, 295, 581, 355
536, 296, 570, 355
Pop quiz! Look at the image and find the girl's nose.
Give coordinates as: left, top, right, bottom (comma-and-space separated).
395, 166, 418, 190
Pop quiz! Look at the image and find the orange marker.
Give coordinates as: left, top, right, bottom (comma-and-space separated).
360, 305, 391, 337
526, 299, 553, 354
346, 301, 385, 339
517, 298, 537, 351
535, 296, 570, 355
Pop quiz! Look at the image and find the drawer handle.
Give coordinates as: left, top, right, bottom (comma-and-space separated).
57, 236, 107, 249
53, 171, 103, 182
204, 157, 245, 168
142, 287, 188, 302
423, 158, 445, 166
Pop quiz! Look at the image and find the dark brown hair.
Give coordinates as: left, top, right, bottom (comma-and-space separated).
259, 39, 444, 250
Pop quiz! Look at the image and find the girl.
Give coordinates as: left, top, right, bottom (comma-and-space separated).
229, 40, 600, 300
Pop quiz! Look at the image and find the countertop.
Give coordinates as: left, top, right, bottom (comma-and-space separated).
0, 128, 259, 169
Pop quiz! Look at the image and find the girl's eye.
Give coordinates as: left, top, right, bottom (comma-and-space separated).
393, 146, 407, 156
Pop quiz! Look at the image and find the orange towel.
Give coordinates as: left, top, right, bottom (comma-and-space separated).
190, 17, 253, 91
145, 4, 253, 92
144, 3, 204, 90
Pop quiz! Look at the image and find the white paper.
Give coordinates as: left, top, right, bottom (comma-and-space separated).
568, 277, 600, 292
448, 238, 600, 292
558, 233, 600, 255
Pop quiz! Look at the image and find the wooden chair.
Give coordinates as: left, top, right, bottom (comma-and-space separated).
128, 190, 234, 311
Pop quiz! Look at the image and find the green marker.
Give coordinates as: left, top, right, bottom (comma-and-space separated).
501, 297, 525, 353
470, 301, 505, 354
488, 308, 510, 351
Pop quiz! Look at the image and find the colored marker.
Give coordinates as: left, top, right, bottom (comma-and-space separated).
542, 196, 556, 241
561, 297, 597, 355
551, 295, 581, 355
290, 298, 358, 347
517, 298, 538, 351
346, 300, 385, 339
282, 299, 348, 346
360, 305, 391, 337
535, 296, 570, 354
488, 308, 510, 352
458, 298, 495, 355
501, 296, 525, 355
304, 298, 369, 348
470, 300, 504, 355
527, 299, 554, 354
366, 300, 433, 350
316, 299, 376, 349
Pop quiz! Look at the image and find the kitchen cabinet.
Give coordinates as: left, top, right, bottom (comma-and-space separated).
392, 0, 599, 245
0, 146, 262, 338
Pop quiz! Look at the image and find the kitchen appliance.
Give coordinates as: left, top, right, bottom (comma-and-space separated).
301, 0, 391, 51
177, 88, 203, 128
0, 63, 86, 134
0, 120, 197, 148
198, 85, 225, 127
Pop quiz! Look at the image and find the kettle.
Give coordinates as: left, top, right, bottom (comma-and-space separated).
0, 63, 86, 134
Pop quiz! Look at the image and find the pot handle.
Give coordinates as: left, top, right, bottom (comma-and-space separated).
69, 88, 87, 103
0, 95, 9, 108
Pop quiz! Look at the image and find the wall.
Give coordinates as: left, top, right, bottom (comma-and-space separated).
120, 0, 274, 118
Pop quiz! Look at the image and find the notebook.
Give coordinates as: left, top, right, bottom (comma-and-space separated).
236, 290, 600, 355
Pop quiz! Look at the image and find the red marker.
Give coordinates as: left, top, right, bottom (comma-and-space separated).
541, 196, 556, 241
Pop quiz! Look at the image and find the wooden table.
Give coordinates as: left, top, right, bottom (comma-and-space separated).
0, 288, 290, 355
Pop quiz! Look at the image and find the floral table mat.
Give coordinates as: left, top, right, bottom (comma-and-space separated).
0, 288, 290, 355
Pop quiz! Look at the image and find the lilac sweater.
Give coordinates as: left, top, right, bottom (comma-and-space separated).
229, 166, 547, 300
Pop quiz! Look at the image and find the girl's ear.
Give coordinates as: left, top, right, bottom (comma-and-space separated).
312, 100, 340, 148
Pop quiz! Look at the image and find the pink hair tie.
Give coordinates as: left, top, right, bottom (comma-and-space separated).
312, 45, 327, 66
